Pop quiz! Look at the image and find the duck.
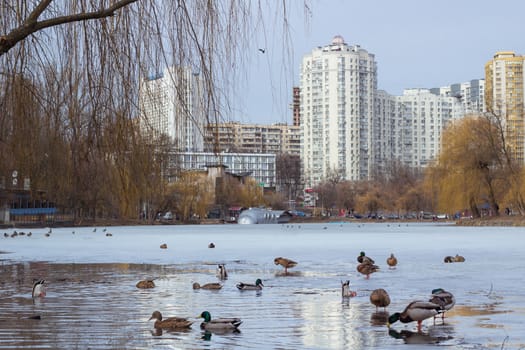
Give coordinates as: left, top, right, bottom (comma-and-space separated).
216, 264, 228, 279
274, 257, 297, 274
454, 254, 465, 262
160, 243, 167, 249
387, 253, 398, 268
136, 280, 155, 289
236, 278, 264, 291
32, 279, 46, 298
193, 282, 223, 290
357, 251, 375, 264
198, 311, 242, 331
357, 261, 379, 279
370, 288, 391, 311
443, 255, 455, 263
429, 288, 455, 322
208, 242, 215, 248
148, 311, 193, 329
387, 300, 441, 332
341, 280, 357, 298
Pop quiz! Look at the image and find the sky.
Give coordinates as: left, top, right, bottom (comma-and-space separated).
234, 0, 525, 125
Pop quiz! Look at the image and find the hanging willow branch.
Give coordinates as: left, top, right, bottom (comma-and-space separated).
0, 0, 138, 56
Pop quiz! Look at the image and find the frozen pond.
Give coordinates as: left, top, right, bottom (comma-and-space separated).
0, 222, 524, 349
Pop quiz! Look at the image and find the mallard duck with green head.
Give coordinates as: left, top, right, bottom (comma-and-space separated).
357, 251, 375, 264
387, 300, 441, 332
198, 311, 242, 331
236, 278, 264, 291
149, 311, 193, 329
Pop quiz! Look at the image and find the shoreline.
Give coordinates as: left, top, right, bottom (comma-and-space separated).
2, 215, 525, 230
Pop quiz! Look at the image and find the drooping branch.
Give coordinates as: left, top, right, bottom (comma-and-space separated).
0, 0, 138, 56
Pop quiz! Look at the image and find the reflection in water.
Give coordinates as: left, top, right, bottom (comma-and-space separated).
370, 311, 389, 326
388, 325, 455, 345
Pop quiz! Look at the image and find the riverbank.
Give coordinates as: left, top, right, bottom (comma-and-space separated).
3, 214, 525, 229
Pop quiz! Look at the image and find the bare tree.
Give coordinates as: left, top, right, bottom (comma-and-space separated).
1, 1, 307, 222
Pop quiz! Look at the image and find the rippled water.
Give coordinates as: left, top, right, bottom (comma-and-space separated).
0, 222, 524, 349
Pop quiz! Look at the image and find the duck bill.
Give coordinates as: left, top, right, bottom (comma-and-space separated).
386, 322, 391, 328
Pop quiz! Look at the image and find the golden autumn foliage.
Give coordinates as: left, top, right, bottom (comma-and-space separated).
167, 172, 214, 222
424, 115, 509, 217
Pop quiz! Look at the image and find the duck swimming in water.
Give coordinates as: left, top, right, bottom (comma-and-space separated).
236, 279, 264, 291
149, 311, 193, 329
136, 280, 155, 289
198, 311, 242, 331
193, 282, 223, 290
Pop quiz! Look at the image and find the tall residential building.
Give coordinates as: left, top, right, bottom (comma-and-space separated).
139, 66, 206, 152
204, 122, 300, 155
430, 79, 486, 115
395, 89, 462, 167
485, 51, 525, 163
300, 35, 377, 187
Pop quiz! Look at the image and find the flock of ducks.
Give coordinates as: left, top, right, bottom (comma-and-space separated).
346, 251, 457, 333
23, 229, 459, 337
139, 260, 284, 332
142, 257, 300, 331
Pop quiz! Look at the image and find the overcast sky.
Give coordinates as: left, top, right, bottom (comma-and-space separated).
232, 0, 525, 125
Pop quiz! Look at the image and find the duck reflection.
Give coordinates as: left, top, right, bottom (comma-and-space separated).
150, 327, 192, 337
388, 324, 454, 344
370, 311, 389, 326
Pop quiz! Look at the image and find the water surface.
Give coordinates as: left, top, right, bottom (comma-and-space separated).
1, 223, 524, 349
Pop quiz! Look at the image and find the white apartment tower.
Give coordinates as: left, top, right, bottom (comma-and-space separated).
300, 36, 377, 187
139, 66, 205, 151
395, 89, 462, 167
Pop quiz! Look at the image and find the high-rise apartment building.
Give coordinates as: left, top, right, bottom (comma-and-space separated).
395, 89, 462, 167
430, 79, 486, 115
139, 66, 206, 152
300, 36, 377, 187
485, 51, 525, 163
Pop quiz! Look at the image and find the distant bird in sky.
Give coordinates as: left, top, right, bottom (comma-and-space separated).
258, 48, 265, 54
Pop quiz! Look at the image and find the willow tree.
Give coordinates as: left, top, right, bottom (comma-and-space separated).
425, 115, 507, 217
0, 1, 304, 221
